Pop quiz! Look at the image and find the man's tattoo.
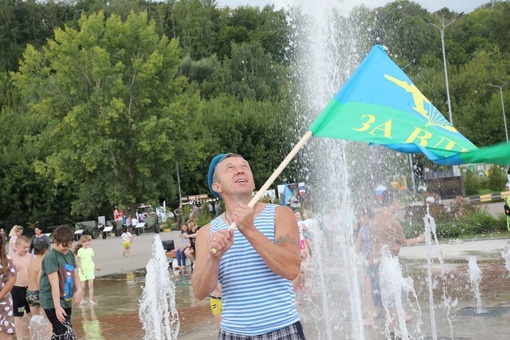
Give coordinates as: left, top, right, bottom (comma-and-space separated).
274, 234, 299, 247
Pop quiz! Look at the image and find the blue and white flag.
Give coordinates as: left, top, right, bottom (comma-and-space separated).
282, 184, 294, 206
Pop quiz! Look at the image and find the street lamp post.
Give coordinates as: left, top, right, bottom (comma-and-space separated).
176, 160, 182, 203
488, 81, 510, 142
424, 12, 464, 125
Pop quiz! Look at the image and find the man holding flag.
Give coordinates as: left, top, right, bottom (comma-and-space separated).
190, 44, 509, 340
192, 153, 306, 339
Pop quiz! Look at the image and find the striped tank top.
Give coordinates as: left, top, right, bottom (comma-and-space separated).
210, 203, 299, 335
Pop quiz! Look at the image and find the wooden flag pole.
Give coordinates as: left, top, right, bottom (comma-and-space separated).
210, 131, 313, 254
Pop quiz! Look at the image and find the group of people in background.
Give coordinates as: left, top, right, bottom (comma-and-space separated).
174, 221, 200, 271
173, 201, 222, 227
0, 223, 105, 339
171, 200, 224, 271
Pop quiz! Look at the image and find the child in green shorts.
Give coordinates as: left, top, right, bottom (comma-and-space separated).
74, 235, 101, 305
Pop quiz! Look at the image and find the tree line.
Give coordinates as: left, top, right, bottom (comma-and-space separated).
0, 0, 508, 228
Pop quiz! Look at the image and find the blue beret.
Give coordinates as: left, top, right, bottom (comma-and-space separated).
208, 154, 228, 199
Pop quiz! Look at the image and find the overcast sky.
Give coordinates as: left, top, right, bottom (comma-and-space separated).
215, 0, 492, 13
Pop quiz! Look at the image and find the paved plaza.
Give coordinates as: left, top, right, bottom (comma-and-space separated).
87, 229, 186, 277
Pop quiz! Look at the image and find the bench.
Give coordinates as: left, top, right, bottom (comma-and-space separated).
166, 251, 177, 269
102, 226, 113, 239
74, 229, 84, 242
135, 223, 146, 235
165, 250, 194, 270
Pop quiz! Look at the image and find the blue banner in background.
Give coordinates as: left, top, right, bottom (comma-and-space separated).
282, 184, 294, 206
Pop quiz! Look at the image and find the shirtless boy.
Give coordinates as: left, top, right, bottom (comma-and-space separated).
27, 241, 50, 315
11, 235, 33, 340
27, 241, 50, 338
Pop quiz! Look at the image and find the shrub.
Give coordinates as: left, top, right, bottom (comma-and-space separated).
401, 221, 425, 238
161, 220, 178, 230
402, 209, 506, 239
403, 197, 478, 226
196, 214, 211, 227
435, 222, 465, 239
463, 168, 480, 196
487, 165, 506, 192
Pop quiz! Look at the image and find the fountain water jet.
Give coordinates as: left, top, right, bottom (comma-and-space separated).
379, 245, 422, 340
467, 256, 485, 314
279, 0, 405, 339
502, 240, 510, 275
279, 0, 427, 338
277, 1, 471, 339
139, 234, 180, 339
423, 197, 440, 340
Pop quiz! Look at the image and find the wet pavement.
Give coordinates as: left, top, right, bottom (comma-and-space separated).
67, 231, 218, 339
71, 268, 217, 339
61, 230, 510, 339
395, 239, 510, 340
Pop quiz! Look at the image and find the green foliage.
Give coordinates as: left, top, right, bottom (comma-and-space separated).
403, 210, 506, 239
478, 188, 492, 195
436, 211, 506, 238
0, 107, 75, 227
2, 0, 510, 228
11, 10, 206, 217
0, 71, 18, 109
463, 168, 480, 196
452, 49, 509, 146
371, 1, 432, 65
487, 164, 507, 191
201, 95, 294, 187
160, 219, 178, 231
0, 0, 78, 72
195, 214, 211, 228
170, 0, 222, 60
220, 41, 289, 101
461, 166, 503, 196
